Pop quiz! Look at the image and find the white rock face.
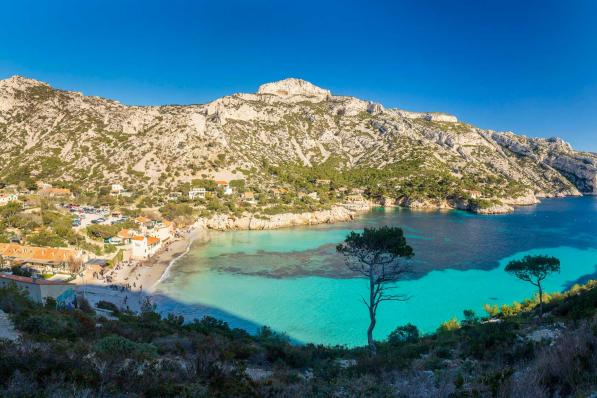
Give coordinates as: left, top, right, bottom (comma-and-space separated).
258, 78, 331, 99
426, 113, 458, 123
367, 102, 384, 115
329, 96, 370, 116
502, 190, 540, 206
394, 109, 458, 123
492, 132, 596, 193
201, 206, 360, 231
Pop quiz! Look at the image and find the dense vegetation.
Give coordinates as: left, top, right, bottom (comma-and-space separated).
265, 157, 529, 203
0, 280, 595, 397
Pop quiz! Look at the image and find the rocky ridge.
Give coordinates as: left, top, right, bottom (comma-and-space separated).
0, 75, 595, 212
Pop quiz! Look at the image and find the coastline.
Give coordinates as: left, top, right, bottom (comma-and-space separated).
71, 205, 372, 311
198, 203, 372, 231
72, 223, 204, 312
151, 224, 205, 289
73, 194, 586, 312
195, 191, 560, 233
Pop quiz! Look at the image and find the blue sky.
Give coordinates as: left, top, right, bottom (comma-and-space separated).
1, 0, 596, 151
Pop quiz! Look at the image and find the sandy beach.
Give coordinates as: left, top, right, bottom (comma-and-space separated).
72, 225, 203, 313
70, 207, 368, 313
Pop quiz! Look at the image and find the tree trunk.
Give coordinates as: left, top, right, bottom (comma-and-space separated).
367, 306, 377, 356
538, 282, 543, 319
367, 276, 377, 356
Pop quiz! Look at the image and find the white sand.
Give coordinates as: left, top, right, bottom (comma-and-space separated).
72, 226, 202, 313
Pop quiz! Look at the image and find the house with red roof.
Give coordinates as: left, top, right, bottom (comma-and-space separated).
131, 235, 162, 260
215, 180, 233, 195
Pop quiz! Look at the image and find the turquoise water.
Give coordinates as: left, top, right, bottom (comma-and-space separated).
156, 197, 597, 347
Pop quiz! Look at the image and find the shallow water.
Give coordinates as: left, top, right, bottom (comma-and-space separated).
156, 197, 597, 346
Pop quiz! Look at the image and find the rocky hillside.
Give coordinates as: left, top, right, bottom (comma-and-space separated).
0, 75, 595, 204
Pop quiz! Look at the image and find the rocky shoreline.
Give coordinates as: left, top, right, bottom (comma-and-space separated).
387, 190, 546, 215
192, 190, 580, 232
197, 203, 371, 231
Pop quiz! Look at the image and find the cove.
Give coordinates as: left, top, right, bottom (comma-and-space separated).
155, 197, 597, 347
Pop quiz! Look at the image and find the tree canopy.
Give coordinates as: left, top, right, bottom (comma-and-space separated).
337, 226, 414, 265
505, 255, 560, 286
505, 254, 560, 319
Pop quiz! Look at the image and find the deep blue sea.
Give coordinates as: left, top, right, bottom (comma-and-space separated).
155, 197, 597, 346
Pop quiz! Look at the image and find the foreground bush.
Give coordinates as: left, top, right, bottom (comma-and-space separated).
0, 280, 595, 397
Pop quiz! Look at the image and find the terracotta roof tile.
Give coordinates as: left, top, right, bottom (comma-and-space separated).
117, 229, 135, 239
0, 243, 78, 264
146, 237, 160, 245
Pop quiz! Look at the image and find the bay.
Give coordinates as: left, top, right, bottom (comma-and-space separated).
155, 197, 597, 346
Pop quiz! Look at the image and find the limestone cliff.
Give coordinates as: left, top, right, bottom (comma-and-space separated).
0, 75, 595, 205
199, 205, 363, 231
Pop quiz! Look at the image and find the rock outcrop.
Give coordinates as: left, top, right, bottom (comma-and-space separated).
199, 205, 365, 231
492, 132, 596, 194
394, 109, 458, 123
257, 78, 331, 99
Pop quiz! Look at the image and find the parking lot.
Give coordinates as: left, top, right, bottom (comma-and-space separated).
61, 205, 128, 230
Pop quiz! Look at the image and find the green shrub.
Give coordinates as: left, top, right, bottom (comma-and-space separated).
11, 266, 32, 277
160, 202, 193, 220
94, 335, 158, 361
27, 229, 66, 247
0, 285, 35, 314
387, 323, 420, 345
20, 313, 79, 339
86, 224, 120, 240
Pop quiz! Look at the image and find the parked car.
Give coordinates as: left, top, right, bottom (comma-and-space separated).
72, 219, 81, 227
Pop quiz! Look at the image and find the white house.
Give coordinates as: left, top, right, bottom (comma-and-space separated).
131, 236, 161, 260
242, 191, 257, 204
215, 181, 233, 195
116, 229, 137, 244
149, 221, 174, 242
0, 274, 73, 304
0, 193, 18, 206
189, 187, 206, 200
110, 184, 132, 197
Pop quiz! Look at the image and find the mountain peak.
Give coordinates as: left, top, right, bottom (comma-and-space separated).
0, 75, 50, 89
257, 78, 331, 98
